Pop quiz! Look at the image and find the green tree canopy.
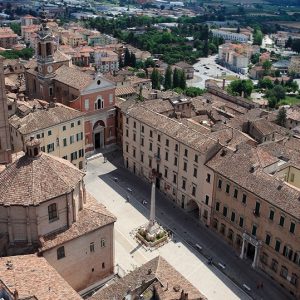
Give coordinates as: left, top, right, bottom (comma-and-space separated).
276, 107, 287, 127
151, 68, 160, 90
164, 65, 172, 90
227, 79, 253, 98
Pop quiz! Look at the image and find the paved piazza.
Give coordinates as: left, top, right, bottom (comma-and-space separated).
85, 157, 251, 300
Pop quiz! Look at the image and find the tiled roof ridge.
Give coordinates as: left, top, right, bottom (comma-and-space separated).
84, 206, 116, 222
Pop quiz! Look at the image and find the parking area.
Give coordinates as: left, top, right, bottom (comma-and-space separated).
188, 55, 247, 89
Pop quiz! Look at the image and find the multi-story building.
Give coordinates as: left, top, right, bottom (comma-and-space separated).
218, 43, 260, 74
9, 102, 86, 169
207, 143, 300, 298
121, 99, 222, 225
94, 50, 119, 73
25, 13, 117, 155
212, 29, 250, 43
0, 28, 18, 49
0, 137, 116, 292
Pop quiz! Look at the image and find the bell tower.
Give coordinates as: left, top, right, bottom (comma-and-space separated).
36, 8, 55, 100
0, 55, 12, 165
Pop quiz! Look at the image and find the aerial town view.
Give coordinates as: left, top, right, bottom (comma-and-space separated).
0, 0, 300, 299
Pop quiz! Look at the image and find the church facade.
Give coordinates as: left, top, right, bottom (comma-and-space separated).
25, 12, 116, 155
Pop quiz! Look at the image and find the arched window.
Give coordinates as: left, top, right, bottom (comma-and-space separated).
48, 203, 58, 221
94, 97, 104, 110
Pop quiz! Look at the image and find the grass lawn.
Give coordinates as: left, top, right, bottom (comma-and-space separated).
278, 94, 300, 106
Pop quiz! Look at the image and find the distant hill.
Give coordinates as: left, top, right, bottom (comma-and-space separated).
265, 0, 300, 6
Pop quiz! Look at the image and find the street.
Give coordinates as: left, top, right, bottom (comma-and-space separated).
85, 152, 293, 300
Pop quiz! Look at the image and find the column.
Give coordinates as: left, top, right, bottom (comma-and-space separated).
240, 238, 245, 259
252, 245, 259, 268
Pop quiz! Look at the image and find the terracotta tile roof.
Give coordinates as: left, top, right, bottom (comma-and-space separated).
0, 152, 84, 206
140, 99, 174, 114
0, 254, 82, 300
91, 256, 206, 300
174, 61, 193, 69
206, 144, 300, 218
53, 50, 71, 63
115, 86, 136, 96
9, 103, 84, 135
39, 193, 116, 251
54, 65, 93, 90
122, 103, 218, 154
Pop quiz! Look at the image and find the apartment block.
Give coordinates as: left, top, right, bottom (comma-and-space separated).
207, 144, 300, 298
0, 28, 17, 49
9, 102, 86, 169
212, 29, 250, 43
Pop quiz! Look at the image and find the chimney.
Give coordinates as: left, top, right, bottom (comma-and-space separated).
222, 79, 225, 90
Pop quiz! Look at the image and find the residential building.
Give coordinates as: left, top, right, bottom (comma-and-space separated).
0, 254, 82, 300
94, 49, 119, 73
9, 102, 86, 169
24, 14, 116, 154
285, 106, 300, 130
174, 61, 194, 79
0, 55, 12, 164
207, 144, 300, 298
212, 29, 250, 43
91, 256, 207, 300
218, 43, 260, 74
0, 28, 17, 49
0, 138, 116, 292
21, 14, 37, 26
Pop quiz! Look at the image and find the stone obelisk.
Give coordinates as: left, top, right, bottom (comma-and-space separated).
148, 181, 156, 232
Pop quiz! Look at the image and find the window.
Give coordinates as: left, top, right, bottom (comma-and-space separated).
90, 242, 95, 252
141, 125, 144, 133
192, 185, 196, 196
126, 144, 128, 153
62, 155, 67, 160
77, 120, 81, 126
126, 118, 129, 124
166, 139, 169, 147
231, 212, 235, 222
239, 217, 244, 228
193, 168, 197, 178
225, 184, 230, 194
71, 151, 78, 161
234, 189, 238, 199
165, 151, 169, 161
141, 137, 144, 146
126, 129, 128, 137
102, 262, 105, 269
183, 161, 187, 171
57, 246, 65, 260
265, 233, 271, 245
48, 130, 52, 136
291, 274, 298, 286
206, 173, 211, 183
279, 216, 285, 227
85, 99, 90, 110
216, 202, 220, 211
173, 173, 177, 184
133, 121, 136, 129
184, 149, 188, 157
254, 201, 260, 216
242, 194, 247, 204
141, 153, 144, 163
62, 125, 66, 131
133, 148, 136, 158
164, 168, 168, 178
71, 122, 74, 128
218, 179, 222, 189
109, 94, 113, 104
133, 133, 136, 142
149, 142, 152, 151
269, 209, 275, 221
79, 149, 84, 158
290, 222, 295, 234
175, 144, 178, 152
252, 224, 257, 236
63, 138, 67, 147
223, 206, 228, 217
174, 156, 178, 166
261, 252, 268, 265
48, 203, 58, 221
275, 240, 281, 252
182, 179, 186, 190
283, 245, 293, 260
205, 195, 209, 205
95, 97, 104, 110
280, 266, 288, 279
158, 134, 160, 142
70, 135, 74, 144
47, 143, 54, 153
150, 130, 153, 138
271, 259, 278, 272
194, 154, 198, 163
100, 239, 106, 247
149, 158, 152, 168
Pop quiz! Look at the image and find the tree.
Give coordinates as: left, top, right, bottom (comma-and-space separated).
291, 39, 300, 54
276, 107, 287, 127
173, 68, 180, 88
151, 68, 160, 90
262, 60, 272, 75
164, 65, 172, 90
124, 48, 131, 66
253, 28, 263, 46
119, 56, 124, 69
266, 85, 286, 102
10, 23, 21, 35
184, 87, 205, 97
130, 52, 136, 68
137, 86, 144, 102
227, 79, 253, 98
251, 53, 260, 65
179, 70, 186, 90
285, 36, 293, 48
258, 78, 273, 89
